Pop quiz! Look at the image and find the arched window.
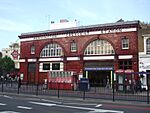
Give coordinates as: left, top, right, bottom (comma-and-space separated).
40, 43, 63, 57
146, 38, 150, 54
84, 39, 115, 55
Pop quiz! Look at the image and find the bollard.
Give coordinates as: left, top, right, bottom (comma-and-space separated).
83, 91, 85, 100
17, 82, 20, 94
147, 86, 149, 104
2, 81, 4, 93
112, 83, 115, 102
36, 83, 39, 96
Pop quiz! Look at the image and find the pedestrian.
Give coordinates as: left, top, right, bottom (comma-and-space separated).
138, 80, 142, 92
124, 78, 128, 93
135, 80, 142, 92
105, 77, 110, 89
103, 79, 106, 87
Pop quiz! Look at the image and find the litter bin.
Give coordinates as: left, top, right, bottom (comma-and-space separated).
78, 78, 90, 91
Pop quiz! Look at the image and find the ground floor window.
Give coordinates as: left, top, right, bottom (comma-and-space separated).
43, 63, 50, 70
39, 62, 63, 72
118, 60, 132, 70
52, 63, 60, 70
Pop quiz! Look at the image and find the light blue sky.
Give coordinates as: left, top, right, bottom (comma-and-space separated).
0, 0, 149, 50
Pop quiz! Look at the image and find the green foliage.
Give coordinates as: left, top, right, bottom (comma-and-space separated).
0, 56, 15, 77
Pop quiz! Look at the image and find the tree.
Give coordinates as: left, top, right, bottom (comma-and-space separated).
0, 56, 15, 78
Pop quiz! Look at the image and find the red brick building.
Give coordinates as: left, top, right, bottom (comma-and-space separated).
19, 20, 140, 86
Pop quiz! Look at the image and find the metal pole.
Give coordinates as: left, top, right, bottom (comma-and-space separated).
2, 80, 4, 93
147, 74, 149, 104
36, 83, 39, 96
147, 86, 149, 104
94, 82, 96, 93
58, 83, 60, 98
17, 81, 20, 94
83, 91, 85, 100
112, 71, 115, 102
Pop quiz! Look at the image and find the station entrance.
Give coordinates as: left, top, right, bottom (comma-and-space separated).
87, 70, 111, 87
84, 62, 114, 87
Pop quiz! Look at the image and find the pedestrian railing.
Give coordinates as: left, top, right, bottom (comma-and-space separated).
0, 80, 149, 104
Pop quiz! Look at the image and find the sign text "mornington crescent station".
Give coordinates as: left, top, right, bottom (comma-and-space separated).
21, 28, 136, 41
34, 28, 122, 40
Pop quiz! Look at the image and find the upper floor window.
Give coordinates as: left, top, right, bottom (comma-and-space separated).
146, 38, 150, 54
31, 45, 35, 54
40, 43, 63, 57
71, 41, 77, 52
122, 37, 129, 49
84, 39, 115, 55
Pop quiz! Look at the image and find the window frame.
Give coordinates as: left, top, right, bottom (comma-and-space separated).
84, 39, 115, 55
121, 37, 129, 50
71, 41, 77, 52
146, 38, 150, 54
43, 63, 50, 70
40, 43, 63, 57
31, 45, 35, 54
118, 60, 132, 70
52, 63, 60, 70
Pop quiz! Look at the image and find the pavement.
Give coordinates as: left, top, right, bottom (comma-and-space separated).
0, 91, 150, 108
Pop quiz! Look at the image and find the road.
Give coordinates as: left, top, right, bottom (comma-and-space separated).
0, 94, 150, 113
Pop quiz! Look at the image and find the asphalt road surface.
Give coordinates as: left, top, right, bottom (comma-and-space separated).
0, 94, 150, 113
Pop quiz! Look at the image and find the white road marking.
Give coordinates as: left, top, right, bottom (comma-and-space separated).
0, 103, 6, 106
95, 104, 102, 107
64, 102, 98, 106
29, 101, 124, 113
41, 99, 62, 104
17, 106, 32, 110
0, 111, 20, 113
56, 104, 124, 113
41, 99, 98, 106
3, 95, 13, 99
29, 101, 56, 106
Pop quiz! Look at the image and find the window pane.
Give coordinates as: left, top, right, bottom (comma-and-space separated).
122, 37, 129, 49
118, 60, 132, 69
43, 64, 50, 70
146, 38, 150, 54
52, 63, 60, 70
71, 42, 77, 52
28, 63, 36, 72
31, 46, 35, 54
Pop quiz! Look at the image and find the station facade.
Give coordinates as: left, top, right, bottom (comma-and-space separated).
19, 20, 140, 86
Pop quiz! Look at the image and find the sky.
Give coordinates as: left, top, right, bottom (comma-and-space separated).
0, 0, 150, 50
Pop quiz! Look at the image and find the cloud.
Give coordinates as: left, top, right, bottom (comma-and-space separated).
0, 18, 32, 32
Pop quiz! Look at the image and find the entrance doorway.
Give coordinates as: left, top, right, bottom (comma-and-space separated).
28, 63, 36, 84
86, 70, 111, 87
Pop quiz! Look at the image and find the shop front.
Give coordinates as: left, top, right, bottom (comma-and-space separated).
115, 69, 134, 92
